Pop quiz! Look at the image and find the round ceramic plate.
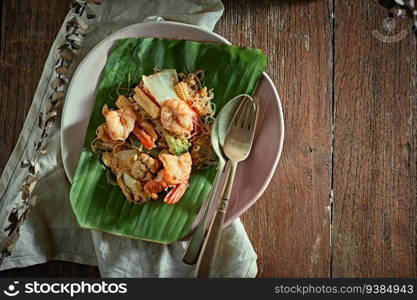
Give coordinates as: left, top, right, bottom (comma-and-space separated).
61, 21, 284, 226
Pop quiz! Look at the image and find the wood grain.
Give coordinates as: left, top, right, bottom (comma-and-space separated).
0, 0, 68, 175
332, 0, 417, 277
216, 0, 333, 277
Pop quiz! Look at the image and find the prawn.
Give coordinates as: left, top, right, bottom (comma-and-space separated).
160, 99, 196, 137
144, 151, 192, 204
95, 124, 121, 149
102, 104, 136, 141
165, 182, 189, 204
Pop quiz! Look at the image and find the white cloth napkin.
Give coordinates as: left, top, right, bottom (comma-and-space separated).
0, 0, 257, 277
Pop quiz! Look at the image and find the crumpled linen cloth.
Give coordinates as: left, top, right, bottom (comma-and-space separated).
0, 0, 257, 277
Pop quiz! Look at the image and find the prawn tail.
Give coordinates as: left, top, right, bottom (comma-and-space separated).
164, 181, 189, 204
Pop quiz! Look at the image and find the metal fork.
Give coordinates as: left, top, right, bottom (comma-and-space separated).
195, 96, 258, 277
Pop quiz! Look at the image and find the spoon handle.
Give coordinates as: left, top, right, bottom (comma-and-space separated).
182, 160, 225, 265
195, 161, 237, 277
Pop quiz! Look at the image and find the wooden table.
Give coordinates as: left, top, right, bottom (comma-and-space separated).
1, 0, 416, 277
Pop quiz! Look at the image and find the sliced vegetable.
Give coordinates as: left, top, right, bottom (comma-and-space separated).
117, 173, 149, 203
133, 86, 160, 119
142, 69, 179, 104
164, 132, 191, 155
174, 82, 190, 101
130, 136, 160, 158
133, 127, 156, 150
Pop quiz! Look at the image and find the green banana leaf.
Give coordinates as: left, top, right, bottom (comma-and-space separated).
70, 38, 267, 244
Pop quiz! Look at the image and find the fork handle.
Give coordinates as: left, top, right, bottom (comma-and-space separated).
195, 162, 237, 277
182, 160, 225, 265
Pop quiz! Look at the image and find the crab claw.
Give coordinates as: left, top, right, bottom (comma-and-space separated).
164, 181, 189, 204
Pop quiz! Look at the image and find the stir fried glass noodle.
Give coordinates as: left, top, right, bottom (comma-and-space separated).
92, 69, 217, 204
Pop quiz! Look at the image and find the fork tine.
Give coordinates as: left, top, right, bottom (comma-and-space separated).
243, 100, 256, 130
239, 101, 251, 129
249, 98, 259, 136
233, 96, 252, 128
252, 97, 259, 129
232, 101, 244, 127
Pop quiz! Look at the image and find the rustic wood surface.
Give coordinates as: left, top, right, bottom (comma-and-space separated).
332, 1, 417, 277
217, 0, 333, 277
0, 0, 416, 277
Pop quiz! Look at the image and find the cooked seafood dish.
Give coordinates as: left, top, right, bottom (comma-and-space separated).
92, 69, 217, 204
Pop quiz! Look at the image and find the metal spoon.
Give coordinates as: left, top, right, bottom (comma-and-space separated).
182, 95, 246, 265
195, 95, 258, 277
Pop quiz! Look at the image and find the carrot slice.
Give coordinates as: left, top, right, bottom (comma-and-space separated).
133, 127, 156, 150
